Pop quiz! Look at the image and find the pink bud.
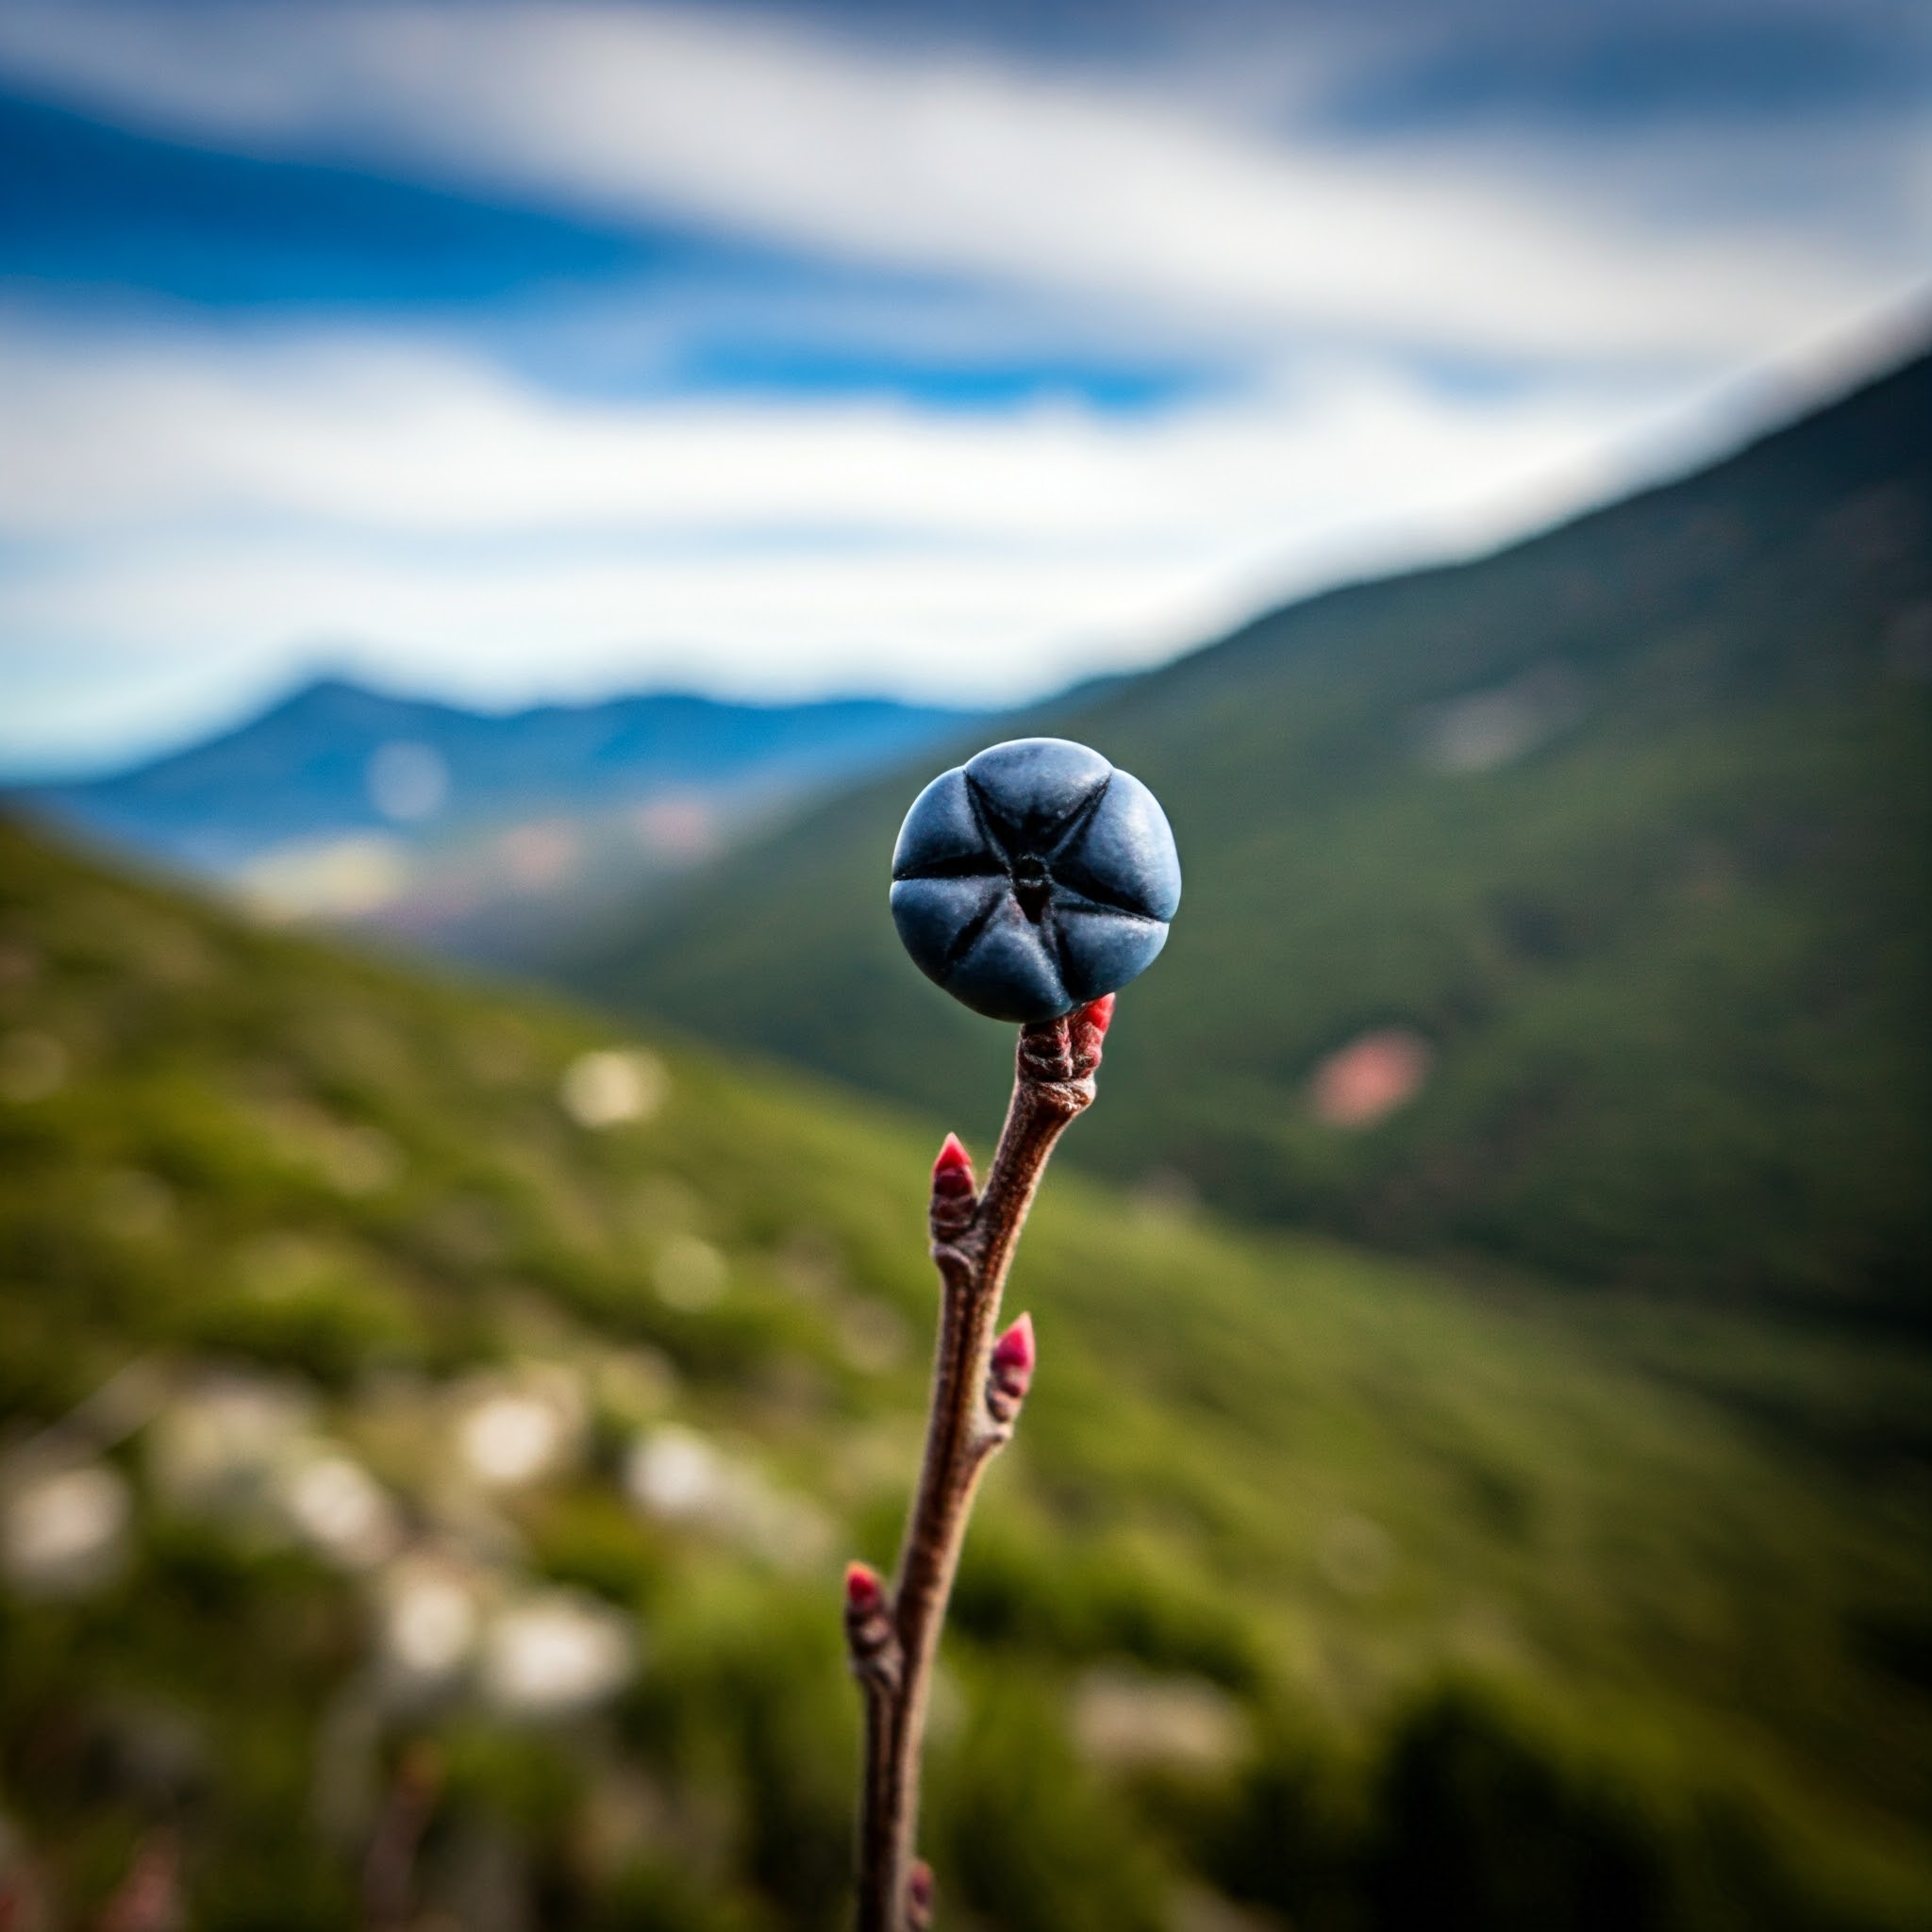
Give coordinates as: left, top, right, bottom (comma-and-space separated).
986, 1312, 1036, 1424
929, 1132, 978, 1241
992, 1311, 1036, 1376
843, 1560, 900, 1686
931, 1131, 975, 1193
908, 1860, 936, 1928
844, 1561, 885, 1614
1065, 992, 1114, 1075
97, 1831, 180, 1932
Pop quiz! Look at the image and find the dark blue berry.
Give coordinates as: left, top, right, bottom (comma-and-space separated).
889, 738, 1181, 1023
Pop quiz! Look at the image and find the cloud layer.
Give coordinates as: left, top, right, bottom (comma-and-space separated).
0, 0, 1924, 770
0, 318, 1674, 760
0, 1, 1915, 361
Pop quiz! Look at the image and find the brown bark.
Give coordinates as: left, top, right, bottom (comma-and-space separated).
846, 999, 1111, 1931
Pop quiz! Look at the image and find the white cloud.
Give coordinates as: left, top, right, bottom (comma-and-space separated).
0, 326, 1641, 547
0, 318, 1677, 766
0, 0, 1920, 771
0, 0, 1914, 363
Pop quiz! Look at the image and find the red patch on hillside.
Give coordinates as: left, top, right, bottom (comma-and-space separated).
1309, 1028, 1432, 1129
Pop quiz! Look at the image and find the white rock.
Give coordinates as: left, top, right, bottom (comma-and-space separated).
1, 1462, 132, 1596
559, 1050, 668, 1129
481, 1591, 636, 1716
281, 1454, 401, 1570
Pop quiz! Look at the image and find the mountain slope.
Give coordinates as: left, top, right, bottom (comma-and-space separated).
19, 678, 995, 978
562, 350, 1932, 1315
2, 816, 1930, 1929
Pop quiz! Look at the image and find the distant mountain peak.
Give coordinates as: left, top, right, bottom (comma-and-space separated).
17, 679, 1001, 885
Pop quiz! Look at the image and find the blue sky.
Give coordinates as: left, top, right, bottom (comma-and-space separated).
0, 0, 1926, 774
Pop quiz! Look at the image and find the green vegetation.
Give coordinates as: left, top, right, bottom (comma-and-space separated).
564, 351, 1932, 1316
2, 819, 1928, 1927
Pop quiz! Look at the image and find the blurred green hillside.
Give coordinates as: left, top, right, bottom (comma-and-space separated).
2, 819, 1929, 1929
560, 351, 1932, 1317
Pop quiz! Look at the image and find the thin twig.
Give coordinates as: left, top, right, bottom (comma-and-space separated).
846, 995, 1113, 1932
361, 1742, 443, 1932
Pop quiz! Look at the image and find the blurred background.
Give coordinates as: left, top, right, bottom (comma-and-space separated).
0, 1, 1928, 1927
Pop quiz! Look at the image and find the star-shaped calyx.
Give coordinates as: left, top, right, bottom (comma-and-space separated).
889, 738, 1181, 1023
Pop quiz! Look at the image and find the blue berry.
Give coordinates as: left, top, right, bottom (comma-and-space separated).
890, 738, 1181, 1023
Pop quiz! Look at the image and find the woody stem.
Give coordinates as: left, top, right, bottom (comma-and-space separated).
851, 1008, 1105, 1932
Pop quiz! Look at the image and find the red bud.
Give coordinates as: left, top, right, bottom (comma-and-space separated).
986, 1312, 1036, 1424
992, 1311, 1036, 1375
932, 1132, 974, 1193
908, 1860, 935, 1928
97, 1830, 180, 1932
1063, 992, 1114, 1077
844, 1559, 901, 1689
930, 1132, 978, 1241
844, 1561, 884, 1614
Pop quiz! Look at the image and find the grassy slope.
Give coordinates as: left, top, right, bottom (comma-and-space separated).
565, 352, 1932, 1314
1, 819, 1928, 1930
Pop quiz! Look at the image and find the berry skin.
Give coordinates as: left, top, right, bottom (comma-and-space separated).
889, 739, 1181, 1023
